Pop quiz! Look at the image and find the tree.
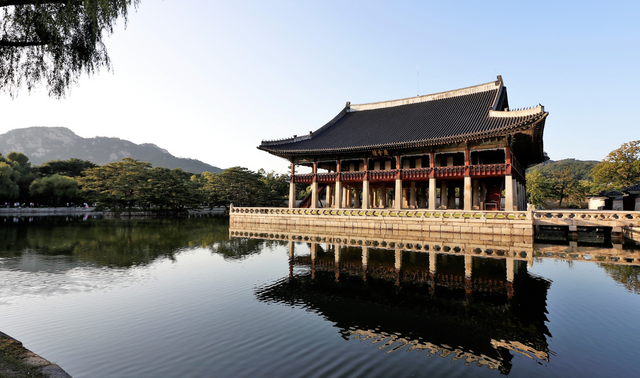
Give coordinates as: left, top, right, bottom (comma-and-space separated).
592, 140, 640, 191
202, 167, 270, 209
549, 167, 587, 208
0, 161, 20, 201
36, 157, 98, 177
138, 167, 203, 210
525, 170, 551, 208
1, 0, 139, 97
258, 169, 289, 207
29, 173, 78, 205
78, 157, 150, 210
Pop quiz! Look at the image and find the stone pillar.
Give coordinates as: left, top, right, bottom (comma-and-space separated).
419, 184, 427, 208
310, 181, 319, 209
289, 181, 296, 208
505, 175, 515, 211
326, 184, 332, 208
465, 255, 473, 278
448, 184, 456, 209
429, 252, 437, 274
362, 180, 370, 209
429, 177, 437, 210
506, 257, 515, 282
372, 187, 378, 208
288, 240, 295, 258
384, 186, 390, 208
410, 182, 417, 208
395, 179, 403, 210
354, 188, 361, 208
480, 182, 487, 210
440, 181, 447, 209
335, 181, 342, 209
464, 176, 472, 210
380, 184, 387, 208
310, 242, 317, 261
362, 246, 369, 267
472, 179, 479, 209
395, 248, 402, 270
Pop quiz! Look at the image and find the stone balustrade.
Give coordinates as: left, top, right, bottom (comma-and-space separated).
230, 207, 533, 237
532, 210, 640, 230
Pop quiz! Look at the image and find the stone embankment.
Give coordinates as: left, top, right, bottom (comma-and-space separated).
0, 331, 71, 378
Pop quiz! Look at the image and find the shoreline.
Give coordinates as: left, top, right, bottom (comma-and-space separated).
0, 331, 71, 378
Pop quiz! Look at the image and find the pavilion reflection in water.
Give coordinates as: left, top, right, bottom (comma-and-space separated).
233, 227, 552, 374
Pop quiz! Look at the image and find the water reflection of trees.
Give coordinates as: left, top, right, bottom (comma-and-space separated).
0, 216, 287, 269
601, 264, 640, 294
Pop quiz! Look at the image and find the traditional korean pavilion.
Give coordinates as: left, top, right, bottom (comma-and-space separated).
259, 76, 548, 211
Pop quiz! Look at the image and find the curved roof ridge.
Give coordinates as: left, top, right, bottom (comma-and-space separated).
349, 78, 501, 112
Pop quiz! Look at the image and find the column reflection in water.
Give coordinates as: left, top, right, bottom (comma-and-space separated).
247, 230, 552, 375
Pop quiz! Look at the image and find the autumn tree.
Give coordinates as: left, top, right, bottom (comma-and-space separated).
592, 140, 640, 191
0, 0, 139, 97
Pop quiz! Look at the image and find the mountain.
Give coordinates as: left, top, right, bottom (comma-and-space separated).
0, 127, 223, 174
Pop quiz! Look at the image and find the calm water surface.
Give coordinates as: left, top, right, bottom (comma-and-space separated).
1, 216, 640, 377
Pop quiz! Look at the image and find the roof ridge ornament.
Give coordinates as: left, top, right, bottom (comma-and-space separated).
349, 80, 501, 112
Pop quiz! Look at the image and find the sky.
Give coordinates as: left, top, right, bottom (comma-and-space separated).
1, 0, 639, 174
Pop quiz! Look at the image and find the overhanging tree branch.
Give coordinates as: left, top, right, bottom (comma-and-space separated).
0, 0, 69, 6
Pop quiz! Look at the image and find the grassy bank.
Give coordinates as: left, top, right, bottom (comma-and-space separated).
0, 333, 48, 378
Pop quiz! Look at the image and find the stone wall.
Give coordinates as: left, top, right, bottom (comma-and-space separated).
230, 207, 534, 237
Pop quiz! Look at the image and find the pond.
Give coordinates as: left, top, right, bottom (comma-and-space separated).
1, 215, 640, 377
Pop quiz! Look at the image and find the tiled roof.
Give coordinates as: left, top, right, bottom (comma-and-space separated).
624, 184, 640, 192
259, 77, 548, 161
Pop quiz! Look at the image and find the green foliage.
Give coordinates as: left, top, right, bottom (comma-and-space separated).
526, 167, 587, 208
29, 174, 79, 206
525, 170, 551, 207
592, 140, 640, 191
6, 151, 29, 167
35, 158, 98, 177
200, 167, 289, 209
138, 167, 203, 210
0, 0, 140, 97
602, 264, 640, 294
0, 161, 20, 200
527, 158, 598, 181
549, 167, 587, 208
78, 157, 152, 210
